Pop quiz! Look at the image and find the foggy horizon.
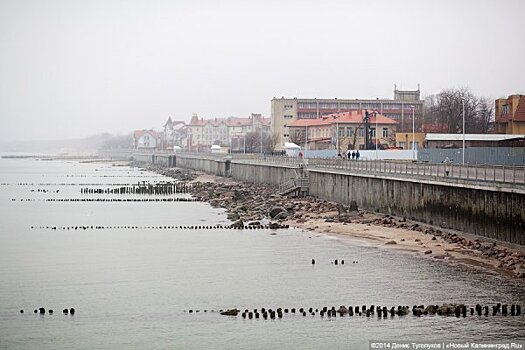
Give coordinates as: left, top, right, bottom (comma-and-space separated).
1, 0, 524, 142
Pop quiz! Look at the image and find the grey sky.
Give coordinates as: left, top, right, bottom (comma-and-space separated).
1, 0, 524, 141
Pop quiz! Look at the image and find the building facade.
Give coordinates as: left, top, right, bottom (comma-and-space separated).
271, 87, 422, 150
185, 113, 270, 152
133, 130, 164, 150
163, 117, 186, 149
395, 132, 426, 150
287, 110, 397, 151
495, 94, 525, 134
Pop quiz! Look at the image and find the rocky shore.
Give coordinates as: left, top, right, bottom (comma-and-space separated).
139, 164, 525, 279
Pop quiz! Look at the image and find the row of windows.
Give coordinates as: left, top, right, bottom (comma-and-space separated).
296, 102, 421, 111
284, 114, 294, 119
284, 104, 294, 109
297, 102, 318, 109
297, 113, 317, 119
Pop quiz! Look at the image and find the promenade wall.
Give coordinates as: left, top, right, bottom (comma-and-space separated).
103, 151, 525, 245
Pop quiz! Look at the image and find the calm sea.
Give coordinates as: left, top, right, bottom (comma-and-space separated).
0, 158, 524, 349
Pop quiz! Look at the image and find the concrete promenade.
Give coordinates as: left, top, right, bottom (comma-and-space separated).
100, 150, 525, 245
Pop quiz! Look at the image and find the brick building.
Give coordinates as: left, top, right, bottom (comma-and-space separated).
495, 94, 525, 134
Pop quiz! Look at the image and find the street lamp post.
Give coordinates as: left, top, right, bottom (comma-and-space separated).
410, 105, 415, 160
462, 98, 466, 165
305, 122, 308, 158
260, 124, 263, 154
375, 112, 378, 159
336, 120, 339, 154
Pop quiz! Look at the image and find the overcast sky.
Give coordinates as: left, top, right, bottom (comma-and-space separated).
1, 0, 524, 141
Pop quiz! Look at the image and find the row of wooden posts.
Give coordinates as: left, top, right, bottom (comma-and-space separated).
186, 303, 522, 319
20, 308, 75, 315
31, 224, 289, 231
80, 182, 195, 195
15, 198, 198, 202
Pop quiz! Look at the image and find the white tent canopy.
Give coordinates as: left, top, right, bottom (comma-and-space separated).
284, 142, 301, 149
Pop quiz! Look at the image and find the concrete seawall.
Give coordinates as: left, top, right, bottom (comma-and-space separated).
307, 169, 525, 245
101, 151, 525, 245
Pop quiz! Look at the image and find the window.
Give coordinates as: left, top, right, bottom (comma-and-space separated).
346, 127, 353, 136
386, 103, 402, 109
398, 141, 406, 149
370, 128, 376, 137
358, 128, 364, 137
382, 128, 388, 137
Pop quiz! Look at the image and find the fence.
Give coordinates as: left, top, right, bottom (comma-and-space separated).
418, 147, 525, 166
234, 156, 525, 187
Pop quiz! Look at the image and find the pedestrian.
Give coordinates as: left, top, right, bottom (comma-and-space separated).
444, 157, 451, 176
351, 151, 356, 160
356, 150, 360, 160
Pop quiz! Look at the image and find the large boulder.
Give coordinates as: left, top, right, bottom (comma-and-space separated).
269, 206, 287, 218
424, 305, 439, 314
274, 211, 288, 220
230, 220, 244, 229
437, 304, 455, 316
337, 306, 348, 316
220, 309, 239, 316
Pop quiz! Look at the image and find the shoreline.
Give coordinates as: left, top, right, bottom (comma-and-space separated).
137, 163, 525, 280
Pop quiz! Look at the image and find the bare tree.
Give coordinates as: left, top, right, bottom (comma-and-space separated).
288, 129, 304, 146
424, 87, 494, 134
264, 132, 280, 153
243, 131, 260, 152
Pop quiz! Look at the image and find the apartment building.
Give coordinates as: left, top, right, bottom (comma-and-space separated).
271, 87, 422, 150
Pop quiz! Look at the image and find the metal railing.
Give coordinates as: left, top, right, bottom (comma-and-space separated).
101, 150, 525, 188
233, 156, 525, 188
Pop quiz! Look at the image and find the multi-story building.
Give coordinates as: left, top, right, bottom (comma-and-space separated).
185, 113, 270, 152
163, 117, 186, 149
287, 110, 397, 151
495, 94, 525, 134
271, 86, 422, 150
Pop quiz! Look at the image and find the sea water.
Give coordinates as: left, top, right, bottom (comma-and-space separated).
0, 158, 523, 349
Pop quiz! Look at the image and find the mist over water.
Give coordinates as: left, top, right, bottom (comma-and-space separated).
0, 159, 524, 349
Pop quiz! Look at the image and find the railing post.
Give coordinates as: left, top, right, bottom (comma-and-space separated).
503, 165, 506, 182
512, 165, 515, 183
493, 166, 496, 182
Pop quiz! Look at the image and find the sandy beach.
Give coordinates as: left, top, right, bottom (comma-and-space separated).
182, 170, 525, 280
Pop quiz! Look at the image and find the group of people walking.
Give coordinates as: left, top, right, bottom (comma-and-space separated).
337, 150, 361, 160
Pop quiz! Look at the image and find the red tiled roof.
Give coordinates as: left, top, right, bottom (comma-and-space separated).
288, 110, 397, 127
133, 129, 163, 139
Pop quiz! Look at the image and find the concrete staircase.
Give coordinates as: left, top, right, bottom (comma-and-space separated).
279, 170, 309, 196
